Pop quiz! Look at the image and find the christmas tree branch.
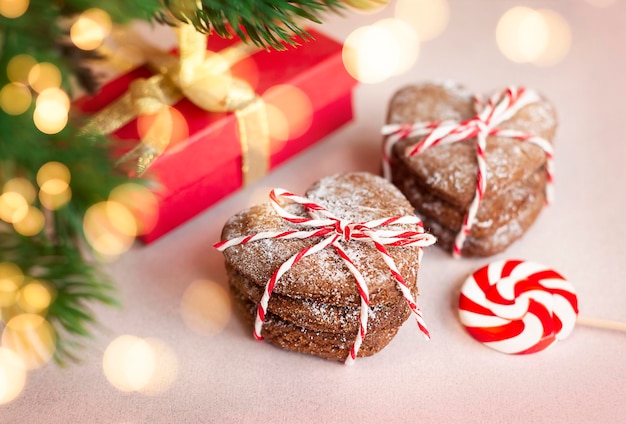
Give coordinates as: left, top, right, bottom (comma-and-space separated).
163, 0, 345, 50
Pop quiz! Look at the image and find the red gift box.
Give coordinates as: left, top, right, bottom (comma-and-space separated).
76, 29, 357, 243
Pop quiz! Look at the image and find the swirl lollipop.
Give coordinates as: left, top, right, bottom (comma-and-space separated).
459, 259, 626, 354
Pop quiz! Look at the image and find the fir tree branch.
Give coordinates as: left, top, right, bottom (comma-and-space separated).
163, 0, 345, 50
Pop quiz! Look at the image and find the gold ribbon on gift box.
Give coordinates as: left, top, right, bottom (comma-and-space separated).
83, 23, 270, 185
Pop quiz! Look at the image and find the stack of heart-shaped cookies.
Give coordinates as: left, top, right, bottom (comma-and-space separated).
384, 82, 557, 257
218, 172, 433, 362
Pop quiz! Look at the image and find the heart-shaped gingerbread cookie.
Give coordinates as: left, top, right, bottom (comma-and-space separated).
216, 172, 436, 363
383, 82, 557, 257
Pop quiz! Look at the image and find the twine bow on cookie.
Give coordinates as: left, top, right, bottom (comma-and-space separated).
214, 188, 436, 364
382, 86, 555, 258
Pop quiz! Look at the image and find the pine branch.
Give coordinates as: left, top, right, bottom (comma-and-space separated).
0, 227, 119, 365
163, 0, 345, 50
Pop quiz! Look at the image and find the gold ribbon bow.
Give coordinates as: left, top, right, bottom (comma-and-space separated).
84, 24, 270, 184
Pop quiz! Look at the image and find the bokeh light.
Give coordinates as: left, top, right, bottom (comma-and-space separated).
2, 313, 56, 370
497, 7, 547, 63
136, 106, 189, 153
342, 19, 419, 83
70, 8, 112, 51
0, 192, 29, 223
28, 63, 62, 93
83, 201, 137, 259
7, 54, 36, 84
181, 280, 232, 336
264, 84, 313, 146
343, 25, 401, 83
1, 179, 33, 224
533, 9, 572, 67
0, 347, 26, 405
496, 7, 571, 66
36, 162, 72, 209
103, 335, 155, 392
39, 187, 71, 210
395, 0, 449, 42
0, 0, 29, 19
137, 338, 178, 395
374, 18, 420, 75
13, 206, 45, 236
3, 178, 36, 204
343, 0, 389, 13
37, 87, 70, 111
0, 83, 32, 115
33, 88, 70, 134
264, 103, 289, 143
16, 280, 54, 314
0, 262, 24, 308
108, 183, 159, 236
103, 335, 178, 394
37, 161, 70, 195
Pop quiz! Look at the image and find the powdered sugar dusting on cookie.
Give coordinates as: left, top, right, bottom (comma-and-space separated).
221, 172, 425, 307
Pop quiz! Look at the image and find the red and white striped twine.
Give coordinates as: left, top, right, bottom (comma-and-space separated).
215, 188, 436, 364
382, 86, 554, 258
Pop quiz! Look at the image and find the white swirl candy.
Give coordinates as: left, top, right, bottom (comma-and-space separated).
458, 259, 579, 354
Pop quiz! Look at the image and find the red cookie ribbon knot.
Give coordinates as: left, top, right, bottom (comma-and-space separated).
215, 188, 436, 364
382, 86, 555, 258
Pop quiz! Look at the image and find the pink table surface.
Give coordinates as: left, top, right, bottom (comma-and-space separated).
4, 1, 625, 423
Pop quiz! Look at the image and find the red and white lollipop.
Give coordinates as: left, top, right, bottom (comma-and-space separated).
459, 259, 579, 354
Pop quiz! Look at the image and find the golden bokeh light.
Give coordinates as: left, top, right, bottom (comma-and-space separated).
532, 10, 572, 67
497, 7, 546, 63
395, 0, 449, 42
0, 192, 29, 223
83, 201, 136, 258
103, 335, 155, 392
181, 280, 232, 336
496, 7, 571, 66
70, 8, 112, 51
38, 187, 71, 210
2, 313, 56, 370
37, 87, 70, 111
264, 84, 313, 143
0, 279, 19, 308
0, 0, 29, 19
28, 62, 62, 93
36, 161, 70, 195
374, 18, 420, 75
108, 183, 159, 236
103, 335, 177, 394
7, 54, 36, 84
0, 83, 32, 115
136, 106, 189, 153
264, 103, 289, 143
33, 102, 68, 134
0, 347, 26, 405
0, 262, 24, 308
16, 280, 54, 314
13, 206, 45, 236
3, 177, 36, 204
343, 0, 389, 13
136, 338, 178, 395
33, 87, 70, 134
343, 25, 400, 83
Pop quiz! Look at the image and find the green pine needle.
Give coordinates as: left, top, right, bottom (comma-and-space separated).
164, 0, 345, 50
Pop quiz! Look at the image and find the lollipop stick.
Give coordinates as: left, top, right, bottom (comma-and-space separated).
576, 315, 626, 332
